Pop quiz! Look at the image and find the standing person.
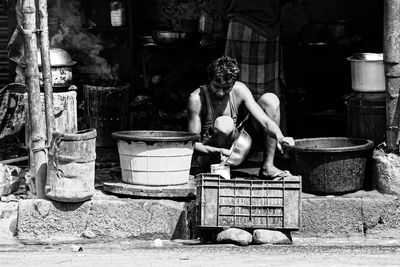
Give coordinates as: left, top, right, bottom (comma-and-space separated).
187, 56, 294, 180
224, 0, 286, 131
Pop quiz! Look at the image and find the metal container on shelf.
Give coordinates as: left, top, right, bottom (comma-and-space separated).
110, 0, 126, 27
37, 48, 76, 88
347, 53, 385, 92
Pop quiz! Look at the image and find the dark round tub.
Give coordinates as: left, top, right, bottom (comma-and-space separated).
286, 137, 374, 195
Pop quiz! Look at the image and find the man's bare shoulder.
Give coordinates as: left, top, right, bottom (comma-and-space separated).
188, 88, 202, 113
232, 81, 253, 101
188, 88, 201, 103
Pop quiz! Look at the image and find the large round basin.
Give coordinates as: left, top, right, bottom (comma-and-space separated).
112, 131, 199, 186
286, 137, 374, 195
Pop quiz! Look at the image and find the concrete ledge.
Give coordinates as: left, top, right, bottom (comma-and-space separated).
14, 188, 400, 243
17, 191, 193, 244
297, 190, 400, 238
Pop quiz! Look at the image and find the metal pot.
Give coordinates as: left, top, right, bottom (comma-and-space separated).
347, 53, 385, 92
226, 129, 252, 166
37, 48, 76, 87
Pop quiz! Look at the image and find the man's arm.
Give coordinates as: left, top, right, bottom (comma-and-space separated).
187, 90, 230, 156
235, 82, 293, 151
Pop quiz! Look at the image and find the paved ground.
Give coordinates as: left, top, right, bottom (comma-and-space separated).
1, 238, 400, 267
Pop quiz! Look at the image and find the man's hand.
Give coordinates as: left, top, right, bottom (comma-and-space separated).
277, 136, 295, 154
219, 148, 232, 162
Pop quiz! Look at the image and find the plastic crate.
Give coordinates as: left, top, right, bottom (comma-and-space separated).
196, 174, 302, 231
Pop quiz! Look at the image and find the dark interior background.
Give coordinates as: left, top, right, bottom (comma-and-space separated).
5, 0, 384, 139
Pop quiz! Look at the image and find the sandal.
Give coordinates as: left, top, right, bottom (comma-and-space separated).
258, 169, 293, 181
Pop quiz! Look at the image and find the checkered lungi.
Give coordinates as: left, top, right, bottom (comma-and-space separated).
225, 20, 285, 100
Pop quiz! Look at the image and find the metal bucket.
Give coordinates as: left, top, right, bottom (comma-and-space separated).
45, 129, 97, 202
347, 53, 385, 92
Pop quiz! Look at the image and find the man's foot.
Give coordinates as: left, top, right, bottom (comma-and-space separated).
258, 168, 293, 181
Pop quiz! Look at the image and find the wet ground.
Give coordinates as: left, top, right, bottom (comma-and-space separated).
1, 238, 400, 266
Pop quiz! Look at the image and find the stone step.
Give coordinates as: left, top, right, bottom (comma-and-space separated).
16, 190, 193, 244
10, 187, 400, 244
2, 164, 399, 244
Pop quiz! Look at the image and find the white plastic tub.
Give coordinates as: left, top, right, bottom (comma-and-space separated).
112, 131, 199, 186
347, 53, 385, 92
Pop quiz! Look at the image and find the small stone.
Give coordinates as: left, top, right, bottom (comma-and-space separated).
82, 230, 96, 239
26, 191, 35, 199
252, 229, 292, 245
1, 194, 17, 202
216, 228, 252, 246
34, 200, 51, 217
71, 245, 83, 252
153, 238, 163, 247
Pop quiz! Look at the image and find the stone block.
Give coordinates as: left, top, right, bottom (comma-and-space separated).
300, 196, 364, 237
16, 191, 191, 243
86, 198, 189, 240
361, 194, 400, 235
372, 147, 400, 195
0, 202, 18, 245
298, 191, 400, 238
17, 199, 91, 243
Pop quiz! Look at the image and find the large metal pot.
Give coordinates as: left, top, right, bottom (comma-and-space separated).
347, 53, 385, 92
37, 48, 76, 87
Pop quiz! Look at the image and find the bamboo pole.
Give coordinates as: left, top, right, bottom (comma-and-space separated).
384, 0, 400, 152
21, 0, 47, 199
38, 0, 54, 145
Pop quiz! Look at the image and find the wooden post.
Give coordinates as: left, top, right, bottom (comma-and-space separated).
384, 0, 400, 152
21, 0, 47, 199
38, 0, 55, 145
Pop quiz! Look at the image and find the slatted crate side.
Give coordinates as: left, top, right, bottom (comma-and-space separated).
196, 173, 302, 230
197, 180, 218, 227
283, 180, 302, 229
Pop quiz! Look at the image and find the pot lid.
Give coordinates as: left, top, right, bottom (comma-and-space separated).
347, 53, 383, 62
37, 48, 76, 66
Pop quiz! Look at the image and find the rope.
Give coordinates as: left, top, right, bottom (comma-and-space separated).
18, 25, 42, 35
31, 146, 48, 153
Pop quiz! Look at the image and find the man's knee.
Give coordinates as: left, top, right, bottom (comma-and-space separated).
213, 116, 235, 136
258, 93, 280, 112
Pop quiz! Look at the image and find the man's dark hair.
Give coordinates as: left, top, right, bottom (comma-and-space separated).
207, 56, 240, 85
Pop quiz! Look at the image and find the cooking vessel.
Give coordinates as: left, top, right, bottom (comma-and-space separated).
152, 30, 201, 47
226, 129, 252, 166
347, 53, 385, 92
37, 48, 76, 87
